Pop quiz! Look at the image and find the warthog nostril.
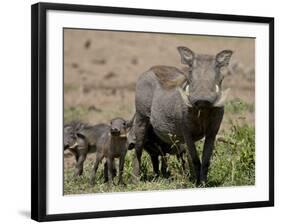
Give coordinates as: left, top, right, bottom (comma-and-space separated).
111, 128, 120, 135
194, 100, 212, 108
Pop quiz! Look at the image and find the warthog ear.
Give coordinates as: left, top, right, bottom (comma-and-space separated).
216, 50, 233, 67
177, 46, 194, 67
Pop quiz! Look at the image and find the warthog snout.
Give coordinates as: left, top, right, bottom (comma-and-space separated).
189, 94, 218, 108
193, 99, 212, 108
110, 127, 121, 135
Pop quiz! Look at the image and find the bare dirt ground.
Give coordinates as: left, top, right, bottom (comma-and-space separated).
63, 29, 255, 171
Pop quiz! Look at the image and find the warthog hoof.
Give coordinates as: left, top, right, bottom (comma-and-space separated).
130, 176, 141, 185
89, 177, 96, 186
196, 181, 207, 188
106, 180, 116, 187
118, 180, 126, 186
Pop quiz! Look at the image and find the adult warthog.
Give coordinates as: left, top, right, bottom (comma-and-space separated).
133, 46, 233, 185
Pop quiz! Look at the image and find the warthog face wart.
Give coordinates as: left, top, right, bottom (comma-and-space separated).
177, 46, 233, 108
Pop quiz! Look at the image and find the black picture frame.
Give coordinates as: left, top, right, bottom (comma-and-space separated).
31, 2, 274, 222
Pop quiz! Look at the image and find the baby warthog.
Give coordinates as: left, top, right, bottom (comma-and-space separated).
64, 122, 110, 176
90, 117, 130, 185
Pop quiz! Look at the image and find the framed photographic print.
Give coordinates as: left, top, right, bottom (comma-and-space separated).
31, 2, 274, 222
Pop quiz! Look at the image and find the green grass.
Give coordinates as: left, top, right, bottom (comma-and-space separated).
209, 124, 255, 186
64, 124, 255, 195
64, 106, 89, 124
225, 98, 254, 114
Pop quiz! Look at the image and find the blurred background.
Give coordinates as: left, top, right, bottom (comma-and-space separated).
64, 29, 255, 129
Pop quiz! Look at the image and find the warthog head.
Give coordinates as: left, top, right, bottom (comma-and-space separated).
177, 46, 233, 108
110, 117, 128, 137
63, 122, 86, 150
64, 125, 78, 150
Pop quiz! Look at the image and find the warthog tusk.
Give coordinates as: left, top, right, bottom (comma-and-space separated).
185, 85, 190, 96
119, 133, 127, 138
214, 88, 230, 107
110, 132, 128, 138
69, 142, 78, 149
177, 87, 192, 107
216, 85, 220, 93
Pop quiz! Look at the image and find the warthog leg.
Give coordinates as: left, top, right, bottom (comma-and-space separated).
118, 153, 126, 185
177, 152, 187, 175
90, 153, 104, 185
133, 113, 149, 182
74, 153, 86, 177
104, 161, 117, 183
184, 136, 201, 185
200, 135, 215, 184
107, 157, 115, 185
160, 155, 170, 178
149, 154, 160, 177
199, 108, 224, 184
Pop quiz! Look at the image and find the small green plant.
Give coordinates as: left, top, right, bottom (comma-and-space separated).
167, 133, 181, 154
208, 123, 255, 186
